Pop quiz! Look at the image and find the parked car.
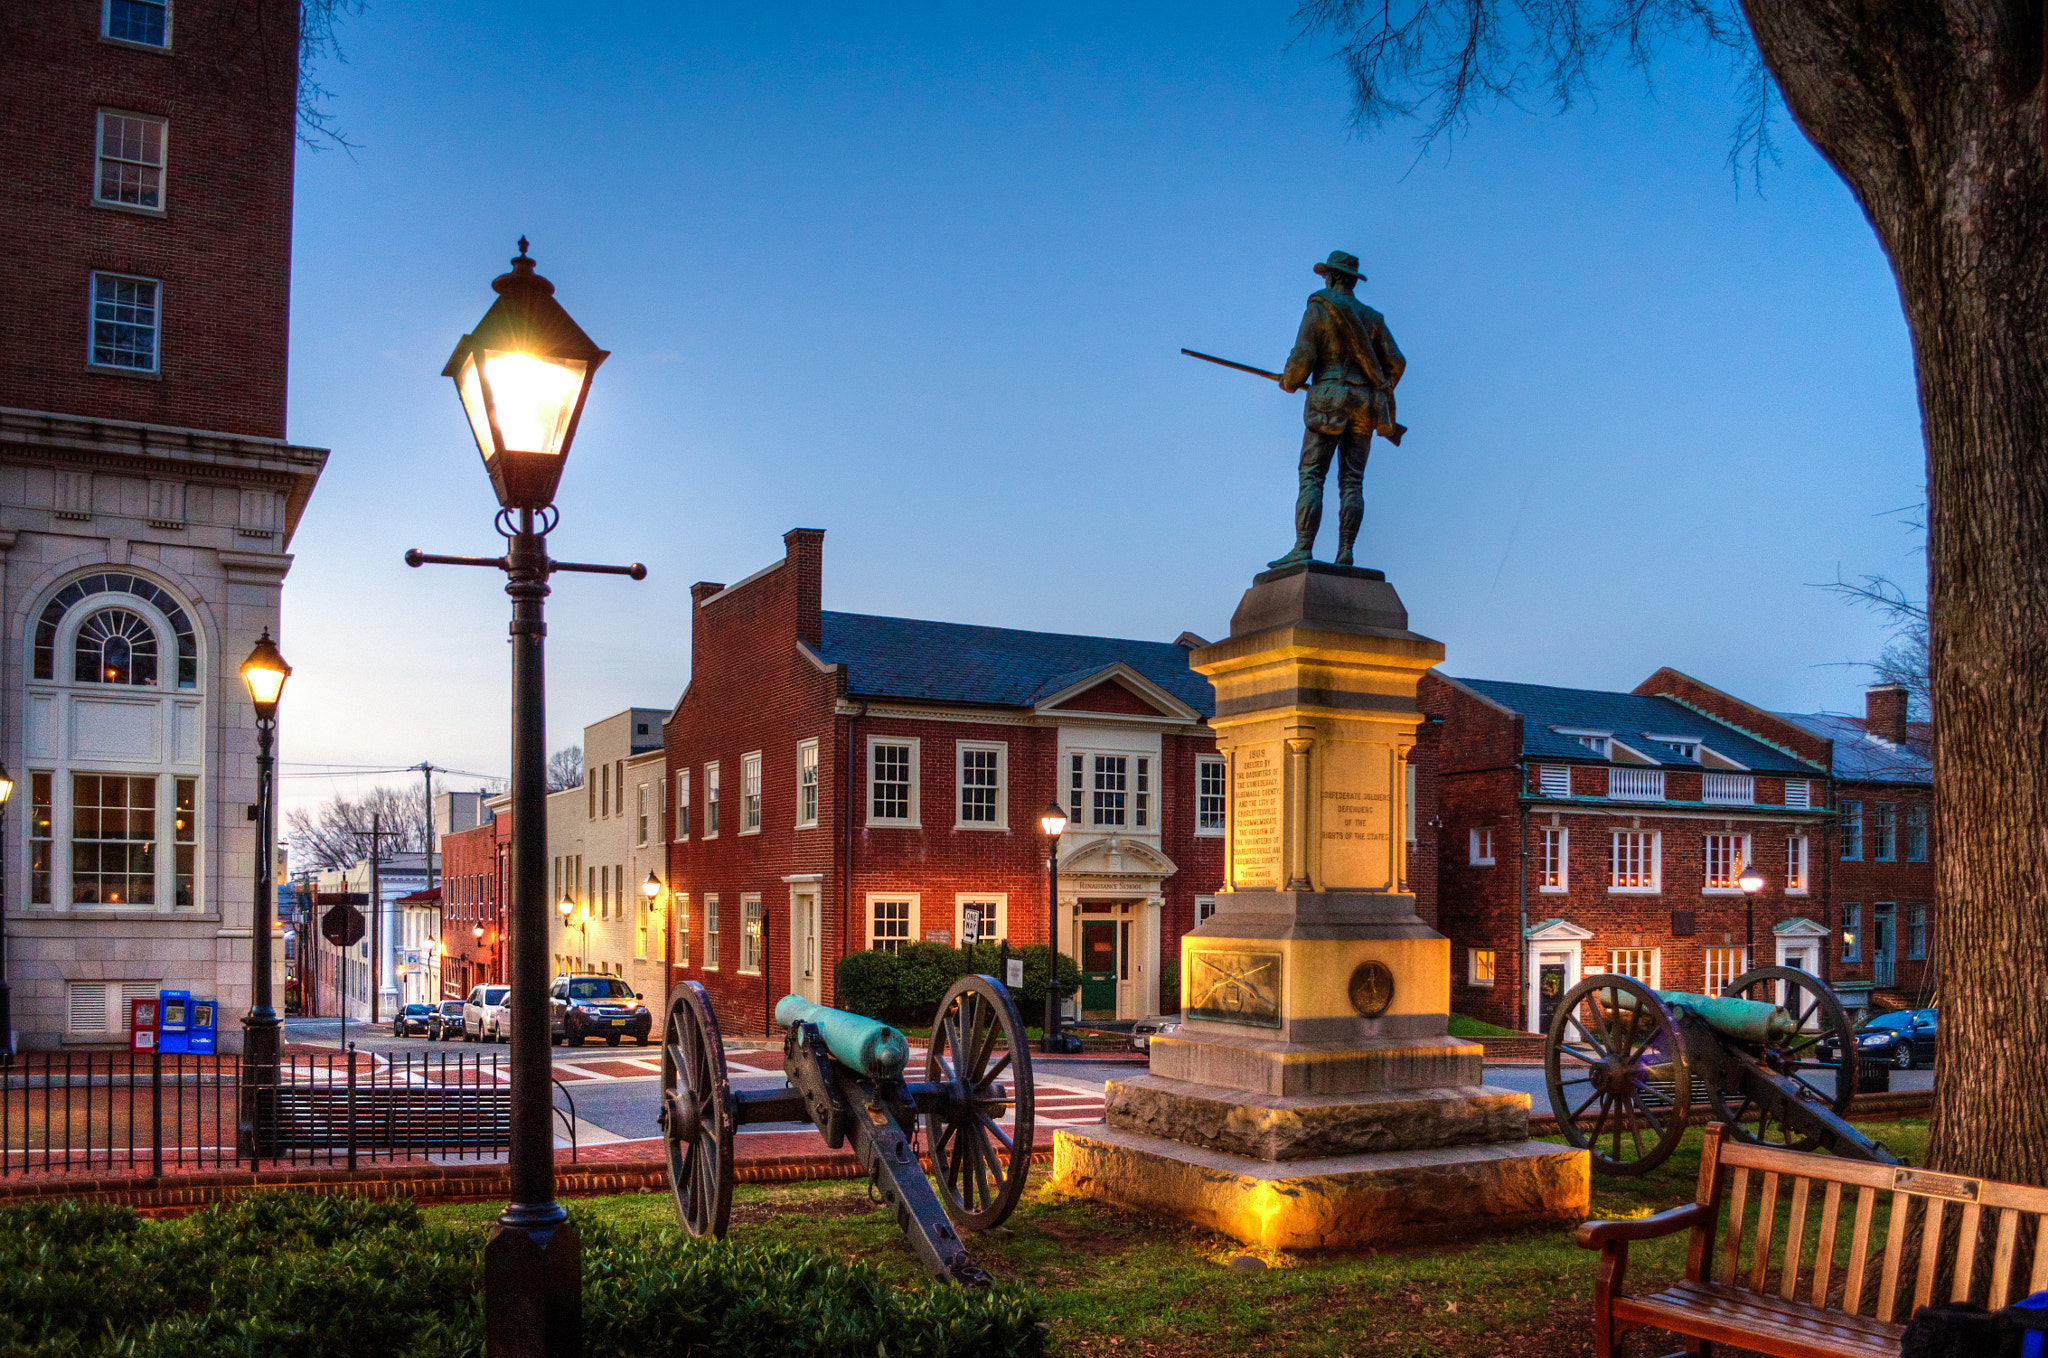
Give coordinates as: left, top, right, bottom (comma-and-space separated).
463, 985, 511, 1042
392, 1003, 434, 1038
1129, 1017, 1180, 1053
1816, 1007, 1937, 1071
426, 1000, 467, 1041
549, 975, 652, 1047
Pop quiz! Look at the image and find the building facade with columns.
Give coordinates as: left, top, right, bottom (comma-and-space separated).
0, 1, 325, 1050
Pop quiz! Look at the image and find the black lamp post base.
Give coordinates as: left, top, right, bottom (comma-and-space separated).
485, 1213, 582, 1358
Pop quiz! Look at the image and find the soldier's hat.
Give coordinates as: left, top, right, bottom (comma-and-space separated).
1312, 250, 1364, 281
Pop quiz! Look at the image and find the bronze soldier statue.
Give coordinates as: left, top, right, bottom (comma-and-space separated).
1270, 250, 1405, 570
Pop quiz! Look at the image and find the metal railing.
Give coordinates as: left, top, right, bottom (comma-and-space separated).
1607, 768, 1666, 801
0, 1047, 583, 1179
1701, 772, 1754, 804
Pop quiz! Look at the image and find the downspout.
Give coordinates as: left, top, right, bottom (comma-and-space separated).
841, 701, 866, 1002
1517, 763, 1529, 1032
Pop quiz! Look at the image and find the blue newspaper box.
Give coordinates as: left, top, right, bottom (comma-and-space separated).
157, 989, 191, 1054
187, 998, 218, 1055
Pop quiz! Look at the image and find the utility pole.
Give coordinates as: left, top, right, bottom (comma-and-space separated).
356, 815, 406, 1026
415, 762, 440, 893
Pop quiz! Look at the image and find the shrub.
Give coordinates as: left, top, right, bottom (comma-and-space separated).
832, 944, 1080, 1026
894, 941, 971, 1011
835, 948, 898, 1019
0, 1191, 1045, 1358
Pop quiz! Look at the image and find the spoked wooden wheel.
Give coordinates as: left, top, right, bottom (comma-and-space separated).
1711, 965, 1858, 1151
1546, 974, 1692, 1177
660, 980, 734, 1237
923, 974, 1034, 1231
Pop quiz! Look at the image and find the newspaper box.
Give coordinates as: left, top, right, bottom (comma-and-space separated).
187, 998, 218, 1055
157, 989, 191, 1053
129, 996, 159, 1053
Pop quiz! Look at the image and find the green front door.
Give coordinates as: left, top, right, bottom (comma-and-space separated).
1080, 921, 1117, 1018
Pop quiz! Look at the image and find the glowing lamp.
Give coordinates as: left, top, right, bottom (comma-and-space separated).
239, 629, 292, 721
1737, 861, 1766, 894
442, 239, 609, 511
642, 872, 662, 900
1040, 801, 1068, 838
0, 761, 14, 808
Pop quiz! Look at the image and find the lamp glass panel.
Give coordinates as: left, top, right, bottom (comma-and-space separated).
0, 772, 14, 806
457, 353, 495, 463
242, 664, 287, 706
480, 350, 586, 456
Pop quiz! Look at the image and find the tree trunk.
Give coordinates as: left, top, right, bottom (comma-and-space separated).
1741, 1, 2048, 1184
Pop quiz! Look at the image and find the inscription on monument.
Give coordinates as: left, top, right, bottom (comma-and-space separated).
1187, 949, 1283, 1029
1316, 741, 1397, 890
1231, 743, 1283, 888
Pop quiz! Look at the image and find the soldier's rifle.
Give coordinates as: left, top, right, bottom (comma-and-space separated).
1181, 348, 1407, 444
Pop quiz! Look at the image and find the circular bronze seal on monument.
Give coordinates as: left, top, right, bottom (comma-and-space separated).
1348, 961, 1395, 1018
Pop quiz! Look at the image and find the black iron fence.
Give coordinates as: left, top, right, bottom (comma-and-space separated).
1, 1048, 578, 1179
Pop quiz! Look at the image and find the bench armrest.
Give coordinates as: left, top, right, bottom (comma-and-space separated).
1575, 1201, 1714, 1249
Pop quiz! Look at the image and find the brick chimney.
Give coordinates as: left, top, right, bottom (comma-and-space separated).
783, 528, 826, 650
1865, 684, 1909, 743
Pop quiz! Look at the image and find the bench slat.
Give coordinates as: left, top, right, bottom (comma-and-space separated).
1952, 1201, 1981, 1303
1877, 1190, 1909, 1322
1781, 1176, 1811, 1301
1613, 1281, 1902, 1358
1913, 1195, 1945, 1313
1812, 1179, 1842, 1308
1989, 1209, 2020, 1310
1751, 1171, 1780, 1295
1845, 1185, 1876, 1317
1719, 1165, 1750, 1287
2032, 1215, 2048, 1296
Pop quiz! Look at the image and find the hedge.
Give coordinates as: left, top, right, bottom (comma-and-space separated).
0, 1192, 1045, 1358
833, 943, 1080, 1025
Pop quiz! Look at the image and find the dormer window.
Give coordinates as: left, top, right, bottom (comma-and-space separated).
1657, 740, 1699, 760
1577, 735, 1608, 757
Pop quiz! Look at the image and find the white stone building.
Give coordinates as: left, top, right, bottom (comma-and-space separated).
547, 709, 669, 1001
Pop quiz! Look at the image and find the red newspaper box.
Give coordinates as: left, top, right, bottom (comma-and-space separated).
129, 996, 159, 1052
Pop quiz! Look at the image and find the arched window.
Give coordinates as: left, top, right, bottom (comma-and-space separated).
73, 608, 159, 686
33, 573, 197, 688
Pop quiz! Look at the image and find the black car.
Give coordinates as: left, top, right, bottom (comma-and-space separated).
1817, 1007, 1937, 1071
549, 976, 652, 1047
392, 1002, 434, 1038
426, 1000, 467, 1041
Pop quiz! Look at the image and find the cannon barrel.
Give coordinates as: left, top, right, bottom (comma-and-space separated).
1602, 986, 1796, 1044
774, 994, 910, 1079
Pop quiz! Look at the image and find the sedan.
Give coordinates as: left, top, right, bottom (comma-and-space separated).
1130, 1018, 1181, 1052
1817, 1008, 1937, 1071
391, 1003, 434, 1038
426, 1000, 467, 1041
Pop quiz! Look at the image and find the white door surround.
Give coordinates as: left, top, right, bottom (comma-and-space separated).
1524, 918, 1595, 1034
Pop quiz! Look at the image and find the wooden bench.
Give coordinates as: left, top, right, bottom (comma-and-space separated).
258, 1085, 512, 1154
1577, 1121, 2048, 1357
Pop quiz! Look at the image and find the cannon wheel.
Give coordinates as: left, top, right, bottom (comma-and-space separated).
1711, 965, 1859, 1151
1546, 973, 1692, 1177
923, 974, 1034, 1231
661, 980, 734, 1238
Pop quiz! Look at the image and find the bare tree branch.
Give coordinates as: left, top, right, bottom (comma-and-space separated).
298, 0, 367, 152
285, 783, 430, 872
546, 746, 584, 794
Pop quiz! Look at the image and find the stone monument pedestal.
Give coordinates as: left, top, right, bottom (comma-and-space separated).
1051, 563, 1587, 1249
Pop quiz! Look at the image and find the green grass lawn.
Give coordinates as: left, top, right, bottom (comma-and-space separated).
424, 1120, 1930, 1358
1446, 1014, 1524, 1040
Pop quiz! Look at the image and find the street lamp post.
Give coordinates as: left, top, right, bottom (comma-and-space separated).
558, 894, 585, 970
0, 762, 16, 1065
1039, 802, 1068, 1055
1737, 856, 1767, 977
239, 631, 291, 1158
406, 240, 641, 1358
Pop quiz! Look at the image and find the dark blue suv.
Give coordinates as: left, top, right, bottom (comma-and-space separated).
1817, 1007, 1936, 1071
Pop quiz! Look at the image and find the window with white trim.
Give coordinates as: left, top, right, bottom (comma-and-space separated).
1468, 949, 1496, 986
1469, 828, 1495, 866
1070, 751, 1152, 829
868, 738, 919, 826
89, 273, 160, 372
96, 111, 167, 210
1703, 833, 1749, 891
1195, 895, 1217, 925
1840, 903, 1860, 963
956, 741, 1006, 828
103, 0, 169, 47
957, 894, 1003, 945
1784, 779, 1812, 809
1609, 948, 1660, 986
797, 739, 819, 828
1703, 946, 1747, 995
740, 752, 762, 834
673, 893, 690, 967
1905, 804, 1928, 862
739, 896, 763, 974
1575, 735, 1609, 756
674, 769, 689, 839
1537, 827, 1567, 891
1657, 740, 1700, 760
1840, 800, 1862, 860
1907, 903, 1927, 961
635, 784, 649, 846
704, 763, 719, 838
703, 895, 720, 969
869, 896, 914, 953
1873, 802, 1896, 861
1607, 831, 1659, 892
1537, 765, 1571, 797
1197, 757, 1226, 835
1786, 835, 1809, 893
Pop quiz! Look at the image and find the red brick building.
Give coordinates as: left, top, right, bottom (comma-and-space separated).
662, 529, 1226, 1034
440, 805, 510, 998
1424, 671, 1836, 1033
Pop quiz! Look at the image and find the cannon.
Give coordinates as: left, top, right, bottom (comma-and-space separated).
1543, 965, 1901, 1177
658, 974, 1033, 1286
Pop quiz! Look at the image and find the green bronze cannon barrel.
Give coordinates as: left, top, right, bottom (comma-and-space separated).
1603, 984, 1795, 1044
775, 994, 910, 1079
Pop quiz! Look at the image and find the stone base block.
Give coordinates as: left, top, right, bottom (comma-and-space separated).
1105, 1073, 1529, 1161
1051, 1124, 1588, 1251
1149, 1030, 1483, 1096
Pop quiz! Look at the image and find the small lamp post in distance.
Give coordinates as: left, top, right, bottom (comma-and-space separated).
405, 239, 645, 1358
1039, 801, 1068, 1055
239, 630, 291, 1160
1737, 856, 1767, 984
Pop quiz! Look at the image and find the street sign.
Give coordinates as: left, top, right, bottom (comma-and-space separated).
321, 903, 366, 948
1005, 958, 1024, 990
961, 904, 982, 947
316, 892, 370, 905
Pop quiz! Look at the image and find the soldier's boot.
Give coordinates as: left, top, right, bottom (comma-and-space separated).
1333, 492, 1364, 566
1271, 451, 1327, 570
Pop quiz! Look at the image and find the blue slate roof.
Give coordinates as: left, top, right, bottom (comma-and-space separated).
1452, 677, 1817, 773
1778, 712, 1932, 785
818, 611, 1215, 717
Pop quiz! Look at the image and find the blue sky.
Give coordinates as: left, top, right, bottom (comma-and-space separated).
278, 1, 1926, 813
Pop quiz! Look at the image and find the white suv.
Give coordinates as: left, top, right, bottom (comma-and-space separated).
463, 985, 511, 1042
